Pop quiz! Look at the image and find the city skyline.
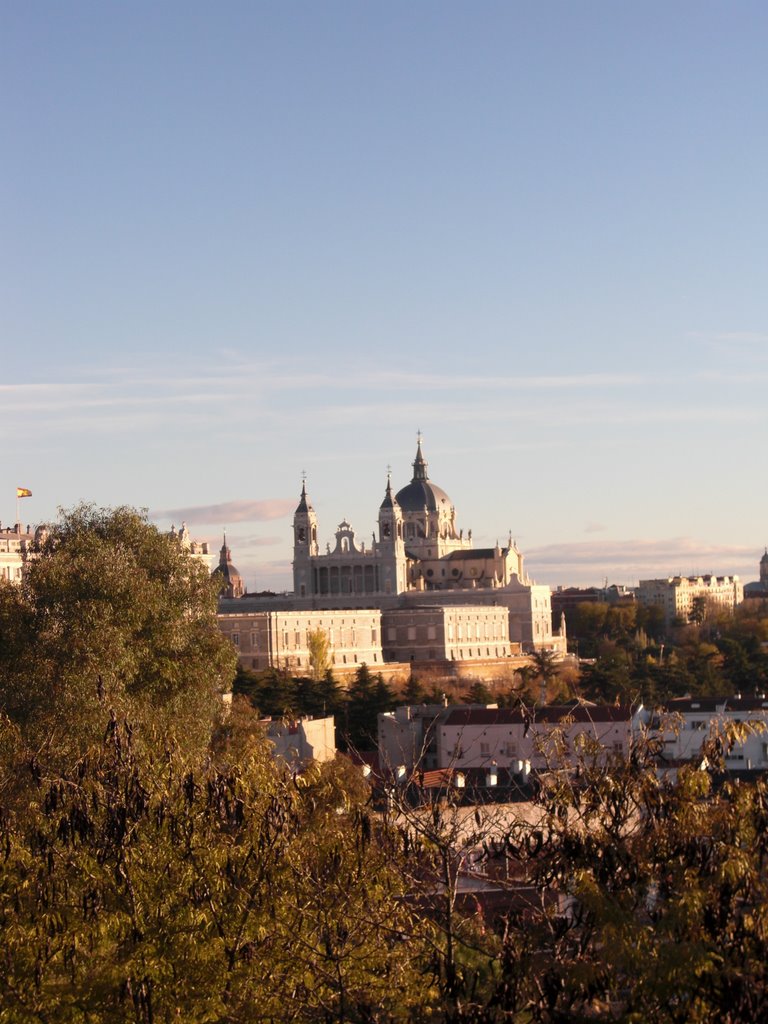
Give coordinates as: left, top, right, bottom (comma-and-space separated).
3, 3, 767, 592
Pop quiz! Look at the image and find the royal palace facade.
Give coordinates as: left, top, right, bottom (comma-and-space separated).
217, 439, 564, 673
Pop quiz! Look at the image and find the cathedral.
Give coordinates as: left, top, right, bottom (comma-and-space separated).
216, 438, 562, 673
293, 436, 530, 601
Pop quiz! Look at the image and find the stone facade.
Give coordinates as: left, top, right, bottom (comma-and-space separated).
170, 522, 211, 564
378, 703, 634, 775
293, 440, 527, 601
381, 605, 514, 663
0, 523, 34, 583
217, 438, 565, 667
262, 715, 336, 766
289, 438, 563, 654
217, 607, 384, 674
636, 574, 744, 626
637, 695, 768, 775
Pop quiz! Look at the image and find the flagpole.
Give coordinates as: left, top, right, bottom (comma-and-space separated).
15, 489, 32, 528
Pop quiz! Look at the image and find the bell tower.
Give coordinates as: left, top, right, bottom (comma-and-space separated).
377, 471, 407, 595
292, 479, 318, 597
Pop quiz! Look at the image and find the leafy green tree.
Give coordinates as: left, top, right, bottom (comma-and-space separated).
316, 668, 346, 718
690, 594, 708, 625
0, 714, 424, 1023
717, 635, 756, 693
530, 649, 560, 704
374, 672, 396, 714
238, 666, 296, 717
482, 725, 768, 1022
344, 665, 395, 751
464, 680, 493, 704
343, 663, 375, 750
400, 673, 428, 705
0, 504, 236, 763
307, 627, 331, 682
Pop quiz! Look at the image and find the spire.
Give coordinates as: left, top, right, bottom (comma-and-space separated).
212, 532, 245, 598
411, 431, 429, 483
380, 466, 398, 509
295, 476, 312, 514
219, 531, 231, 566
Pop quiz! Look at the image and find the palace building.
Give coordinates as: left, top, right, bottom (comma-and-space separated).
217, 438, 564, 672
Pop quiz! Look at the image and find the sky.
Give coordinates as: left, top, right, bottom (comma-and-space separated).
2, 1, 766, 593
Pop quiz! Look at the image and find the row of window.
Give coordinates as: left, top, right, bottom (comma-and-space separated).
229, 629, 380, 651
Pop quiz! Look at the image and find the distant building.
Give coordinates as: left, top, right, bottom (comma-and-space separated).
378, 702, 636, 777
380, 605, 515, 663
638, 695, 768, 776
550, 584, 635, 628
262, 715, 336, 767
2, 519, 209, 585
211, 533, 245, 598
0, 522, 47, 583
744, 549, 768, 599
636, 574, 743, 627
218, 602, 521, 674
217, 607, 384, 673
219, 437, 564, 660
169, 521, 211, 564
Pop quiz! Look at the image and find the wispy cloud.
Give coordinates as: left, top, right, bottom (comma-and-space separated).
233, 535, 284, 548
232, 370, 646, 392
527, 537, 760, 587
152, 499, 295, 525
1, 357, 761, 445
707, 331, 768, 345
688, 331, 768, 359
584, 522, 607, 533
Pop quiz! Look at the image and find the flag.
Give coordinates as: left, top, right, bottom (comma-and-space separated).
16, 487, 32, 498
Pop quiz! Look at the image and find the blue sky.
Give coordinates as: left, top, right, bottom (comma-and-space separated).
2, 2, 766, 591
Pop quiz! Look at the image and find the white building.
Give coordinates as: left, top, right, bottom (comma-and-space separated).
381, 605, 515, 663
277, 437, 562, 651
262, 715, 336, 767
217, 607, 385, 673
378, 702, 635, 777
0, 523, 32, 583
219, 438, 565, 664
636, 574, 743, 627
0, 522, 49, 583
639, 696, 768, 774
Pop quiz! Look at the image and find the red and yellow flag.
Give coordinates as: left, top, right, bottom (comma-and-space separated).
16, 487, 32, 498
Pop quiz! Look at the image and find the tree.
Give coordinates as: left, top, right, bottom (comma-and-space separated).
480, 723, 768, 1022
307, 627, 331, 682
0, 504, 236, 763
400, 673, 428, 705
344, 665, 396, 751
381, 715, 768, 1023
530, 649, 560, 704
316, 668, 345, 718
464, 680, 493, 704
690, 594, 708, 625
0, 714, 424, 1023
243, 666, 296, 717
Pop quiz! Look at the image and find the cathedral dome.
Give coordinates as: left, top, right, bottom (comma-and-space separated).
212, 534, 245, 598
395, 479, 452, 512
394, 438, 453, 512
